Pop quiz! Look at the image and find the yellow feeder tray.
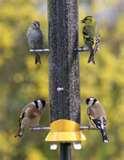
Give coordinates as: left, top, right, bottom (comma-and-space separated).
45, 119, 86, 142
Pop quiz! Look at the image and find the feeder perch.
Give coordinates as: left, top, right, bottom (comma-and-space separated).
29, 49, 50, 53
45, 119, 86, 143
75, 46, 89, 52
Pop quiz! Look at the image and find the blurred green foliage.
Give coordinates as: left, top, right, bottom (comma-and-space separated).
0, 0, 124, 159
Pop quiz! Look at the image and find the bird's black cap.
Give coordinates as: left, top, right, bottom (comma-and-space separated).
32, 21, 40, 29
32, 20, 40, 26
34, 100, 39, 108
85, 98, 90, 105
81, 16, 93, 23
85, 97, 97, 105
34, 99, 46, 108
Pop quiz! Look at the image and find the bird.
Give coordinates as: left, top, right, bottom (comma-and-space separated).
26, 21, 43, 64
81, 16, 98, 64
85, 97, 109, 143
15, 99, 46, 137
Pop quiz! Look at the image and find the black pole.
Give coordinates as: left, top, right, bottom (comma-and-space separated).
48, 0, 79, 159
60, 143, 71, 160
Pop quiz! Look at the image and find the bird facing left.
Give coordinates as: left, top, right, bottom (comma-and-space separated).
26, 21, 43, 64
85, 97, 109, 143
15, 99, 46, 138
81, 16, 99, 64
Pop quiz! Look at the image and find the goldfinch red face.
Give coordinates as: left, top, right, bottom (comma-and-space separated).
15, 99, 46, 138
34, 99, 46, 111
27, 99, 46, 118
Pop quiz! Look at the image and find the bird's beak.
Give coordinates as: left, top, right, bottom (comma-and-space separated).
81, 19, 85, 23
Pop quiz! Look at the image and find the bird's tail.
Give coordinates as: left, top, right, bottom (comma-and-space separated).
35, 53, 41, 64
88, 46, 95, 64
88, 35, 101, 64
100, 129, 109, 143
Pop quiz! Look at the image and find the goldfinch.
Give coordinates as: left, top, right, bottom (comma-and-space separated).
15, 99, 46, 137
85, 97, 109, 143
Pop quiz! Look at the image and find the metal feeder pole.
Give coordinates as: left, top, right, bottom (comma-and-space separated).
48, 0, 79, 160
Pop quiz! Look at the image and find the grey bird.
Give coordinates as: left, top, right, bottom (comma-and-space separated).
85, 97, 109, 143
26, 21, 43, 64
15, 99, 46, 137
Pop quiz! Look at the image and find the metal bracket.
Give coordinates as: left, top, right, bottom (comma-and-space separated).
31, 125, 98, 151
31, 125, 98, 131
28, 36, 100, 55
80, 126, 98, 130
28, 47, 89, 54
31, 126, 50, 131
74, 47, 89, 53
29, 49, 50, 54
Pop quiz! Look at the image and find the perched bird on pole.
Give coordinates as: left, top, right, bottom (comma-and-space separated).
81, 16, 99, 64
85, 97, 109, 143
15, 99, 46, 137
26, 21, 43, 64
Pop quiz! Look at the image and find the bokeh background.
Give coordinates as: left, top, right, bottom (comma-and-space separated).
0, 0, 124, 159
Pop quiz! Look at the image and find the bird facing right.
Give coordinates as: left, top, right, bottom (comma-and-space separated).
26, 21, 43, 64
85, 97, 109, 143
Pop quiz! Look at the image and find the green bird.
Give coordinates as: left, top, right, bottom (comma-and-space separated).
81, 16, 97, 64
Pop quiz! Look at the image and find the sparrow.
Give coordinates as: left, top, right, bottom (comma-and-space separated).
85, 97, 109, 143
15, 99, 46, 137
26, 21, 43, 64
81, 16, 99, 64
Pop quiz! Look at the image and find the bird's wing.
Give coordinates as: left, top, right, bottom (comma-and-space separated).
92, 116, 107, 130
83, 25, 95, 39
19, 107, 26, 125
26, 28, 43, 49
87, 107, 96, 127
26, 27, 32, 38
19, 112, 25, 124
87, 107, 95, 119
92, 119, 101, 128
95, 103, 107, 120
36, 30, 43, 47
100, 116, 107, 126
19, 104, 31, 121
